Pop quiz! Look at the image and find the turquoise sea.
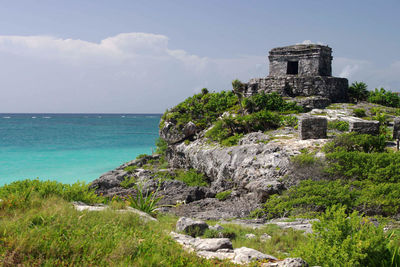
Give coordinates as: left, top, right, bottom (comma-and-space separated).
0, 114, 161, 186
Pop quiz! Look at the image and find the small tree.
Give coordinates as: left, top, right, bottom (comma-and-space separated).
348, 81, 369, 103
232, 79, 245, 115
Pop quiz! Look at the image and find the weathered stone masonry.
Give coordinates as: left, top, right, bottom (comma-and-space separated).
244, 44, 348, 103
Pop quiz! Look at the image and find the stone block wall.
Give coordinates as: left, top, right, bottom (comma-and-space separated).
269, 44, 332, 77
245, 76, 348, 103
347, 118, 380, 135
299, 116, 327, 140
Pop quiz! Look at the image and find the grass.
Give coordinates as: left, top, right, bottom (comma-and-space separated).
0, 180, 233, 266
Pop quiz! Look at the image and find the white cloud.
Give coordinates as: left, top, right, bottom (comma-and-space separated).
0, 33, 265, 113
0, 33, 398, 113
333, 57, 400, 90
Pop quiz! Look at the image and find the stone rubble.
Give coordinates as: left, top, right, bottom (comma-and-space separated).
172, 217, 308, 266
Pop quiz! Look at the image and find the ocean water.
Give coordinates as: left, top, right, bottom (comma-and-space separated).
0, 114, 161, 186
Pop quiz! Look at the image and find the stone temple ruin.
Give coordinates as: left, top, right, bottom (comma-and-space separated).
243, 44, 348, 107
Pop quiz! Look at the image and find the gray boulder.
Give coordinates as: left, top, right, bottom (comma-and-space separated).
245, 233, 256, 239
269, 258, 309, 267
233, 247, 277, 264
176, 217, 209, 236
160, 121, 197, 144
194, 238, 233, 251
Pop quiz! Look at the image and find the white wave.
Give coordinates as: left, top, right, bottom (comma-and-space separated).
31, 116, 37, 119
2, 116, 11, 119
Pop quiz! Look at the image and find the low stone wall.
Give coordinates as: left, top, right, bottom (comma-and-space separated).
244, 76, 348, 103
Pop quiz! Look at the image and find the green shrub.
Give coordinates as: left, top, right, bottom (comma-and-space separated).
325, 151, 400, 183
124, 165, 138, 173
205, 111, 282, 145
203, 228, 236, 239
242, 92, 303, 113
353, 108, 366, 117
215, 190, 232, 201
295, 205, 391, 266
291, 152, 321, 167
262, 178, 400, 218
160, 90, 239, 130
323, 132, 386, 153
120, 176, 136, 188
280, 115, 298, 127
220, 134, 243, 147
328, 120, 349, 131
175, 169, 209, 187
155, 137, 168, 154
263, 180, 356, 218
368, 87, 400, 108
136, 154, 148, 159
348, 81, 369, 103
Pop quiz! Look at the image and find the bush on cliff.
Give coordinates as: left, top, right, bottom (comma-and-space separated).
242, 92, 303, 113
205, 111, 282, 145
160, 90, 239, 130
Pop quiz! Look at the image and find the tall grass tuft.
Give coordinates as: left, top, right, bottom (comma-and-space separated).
127, 183, 163, 216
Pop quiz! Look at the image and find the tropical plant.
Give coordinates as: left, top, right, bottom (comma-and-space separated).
348, 81, 369, 103
127, 183, 163, 216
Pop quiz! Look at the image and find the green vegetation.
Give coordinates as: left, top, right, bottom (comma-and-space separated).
348, 81, 369, 103
155, 137, 168, 154
323, 132, 386, 153
205, 111, 282, 145
120, 176, 136, 188
215, 190, 232, 201
123, 165, 138, 173
160, 90, 239, 130
258, 133, 400, 219
0, 183, 230, 266
0, 179, 103, 210
242, 92, 303, 113
353, 108, 366, 117
161, 85, 303, 146
368, 87, 400, 108
127, 184, 163, 216
201, 222, 307, 260
327, 120, 349, 131
175, 169, 209, 187
295, 205, 396, 266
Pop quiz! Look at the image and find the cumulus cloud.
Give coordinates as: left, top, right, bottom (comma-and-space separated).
333, 57, 400, 90
0, 33, 265, 113
0, 33, 399, 113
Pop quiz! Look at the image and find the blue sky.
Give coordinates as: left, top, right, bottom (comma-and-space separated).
0, 0, 399, 113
